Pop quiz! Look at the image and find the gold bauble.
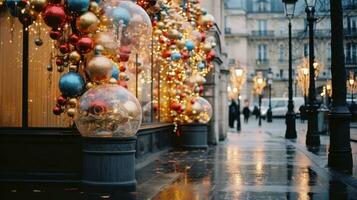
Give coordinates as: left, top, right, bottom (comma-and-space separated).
99, 15, 110, 27
68, 98, 77, 108
157, 22, 165, 29
86, 55, 113, 81
89, 1, 100, 14
69, 64, 78, 72
30, 0, 47, 13
119, 72, 126, 81
57, 65, 64, 72
202, 43, 212, 53
67, 108, 76, 117
77, 12, 99, 33
69, 51, 81, 63
200, 14, 214, 28
86, 82, 94, 89
177, 40, 185, 49
168, 29, 180, 40
154, 29, 162, 35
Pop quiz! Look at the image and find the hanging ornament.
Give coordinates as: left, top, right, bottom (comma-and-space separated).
59, 72, 85, 97
67, 0, 90, 14
76, 36, 94, 54
69, 51, 81, 63
30, 0, 47, 13
86, 54, 113, 82
76, 11, 99, 33
43, 5, 66, 28
34, 38, 43, 46
185, 40, 195, 51
49, 29, 62, 40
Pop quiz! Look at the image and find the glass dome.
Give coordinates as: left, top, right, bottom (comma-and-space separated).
75, 84, 142, 137
187, 97, 212, 124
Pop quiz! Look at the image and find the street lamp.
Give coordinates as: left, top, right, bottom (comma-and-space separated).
283, 0, 297, 138
326, 80, 332, 107
304, 0, 320, 146
267, 69, 273, 123
253, 72, 266, 126
347, 71, 357, 120
230, 64, 247, 131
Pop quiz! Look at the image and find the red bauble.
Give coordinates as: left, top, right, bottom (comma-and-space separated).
59, 43, 70, 54
49, 29, 62, 40
152, 20, 157, 26
162, 31, 168, 37
69, 34, 80, 45
43, 5, 66, 28
180, 50, 189, 60
162, 50, 171, 58
56, 57, 64, 66
76, 37, 94, 54
200, 32, 206, 42
53, 106, 62, 115
119, 46, 131, 54
158, 37, 165, 44
199, 85, 204, 94
206, 50, 216, 62
119, 65, 126, 72
57, 95, 67, 105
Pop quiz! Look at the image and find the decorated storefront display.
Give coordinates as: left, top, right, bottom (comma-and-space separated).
138, 0, 215, 133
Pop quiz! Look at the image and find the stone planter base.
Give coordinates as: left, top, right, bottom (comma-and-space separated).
81, 136, 137, 191
180, 124, 208, 149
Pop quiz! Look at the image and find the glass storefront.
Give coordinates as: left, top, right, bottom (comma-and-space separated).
0, 14, 160, 128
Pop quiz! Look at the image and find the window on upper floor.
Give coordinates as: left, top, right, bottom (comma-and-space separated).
279, 44, 285, 62
258, 20, 267, 35
253, 0, 271, 12
257, 44, 268, 61
347, 16, 357, 33
346, 43, 357, 64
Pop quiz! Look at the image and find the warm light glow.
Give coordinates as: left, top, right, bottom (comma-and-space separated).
235, 69, 243, 77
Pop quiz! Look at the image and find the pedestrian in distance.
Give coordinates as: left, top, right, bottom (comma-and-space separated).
228, 100, 238, 128
243, 102, 250, 124
253, 105, 259, 119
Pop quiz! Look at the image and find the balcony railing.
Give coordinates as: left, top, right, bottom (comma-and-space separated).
251, 30, 274, 37
344, 28, 357, 37
256, 59, 269, 66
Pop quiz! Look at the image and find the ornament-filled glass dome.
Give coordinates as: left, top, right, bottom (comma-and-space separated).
187, 97, 212, 124
75, 84, 142, 137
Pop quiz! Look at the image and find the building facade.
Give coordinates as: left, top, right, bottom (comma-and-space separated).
224, 0, 356, 104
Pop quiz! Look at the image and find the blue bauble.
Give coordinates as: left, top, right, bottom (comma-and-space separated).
112, 7, 131, 26
67, 0, 90, 14
171, 52, 181, 61
185, 40, 195, 51
198, 62, 205, 69
59, 72, 85, 97
111, 65, 119, 80
6, 0, 20, 9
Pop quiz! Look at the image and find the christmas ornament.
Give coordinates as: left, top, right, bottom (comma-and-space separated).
59, 72, 85, 97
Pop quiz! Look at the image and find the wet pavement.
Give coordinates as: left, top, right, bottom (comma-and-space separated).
1, 119, 357, 199
152, 119, 357, 199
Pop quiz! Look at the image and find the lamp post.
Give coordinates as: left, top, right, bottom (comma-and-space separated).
328, 0, 352, 172
267, 69, 273, 123
283, 0, 297, 138
304, 0, 320, 146
253, 72, 266, 126
230, 64, 247, 131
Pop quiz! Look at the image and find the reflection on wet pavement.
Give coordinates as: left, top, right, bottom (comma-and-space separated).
152, 122, 357, 200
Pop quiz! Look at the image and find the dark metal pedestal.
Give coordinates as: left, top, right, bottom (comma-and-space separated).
180, 124, 208, 149
82, 136, 137, 191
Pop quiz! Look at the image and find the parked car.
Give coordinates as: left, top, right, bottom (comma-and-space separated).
260, 97, 305, 118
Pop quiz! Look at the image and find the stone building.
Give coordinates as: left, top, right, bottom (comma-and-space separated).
201, 0, 229, 143
224, 0, 356, 103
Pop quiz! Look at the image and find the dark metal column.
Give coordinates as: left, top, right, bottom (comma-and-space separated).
305, 7, 320, 146
258, 94, 262, 126
22, 26, 29, 128
328, 0, 353, 173
267, 82, 273, 122
285, 20, 297, 139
